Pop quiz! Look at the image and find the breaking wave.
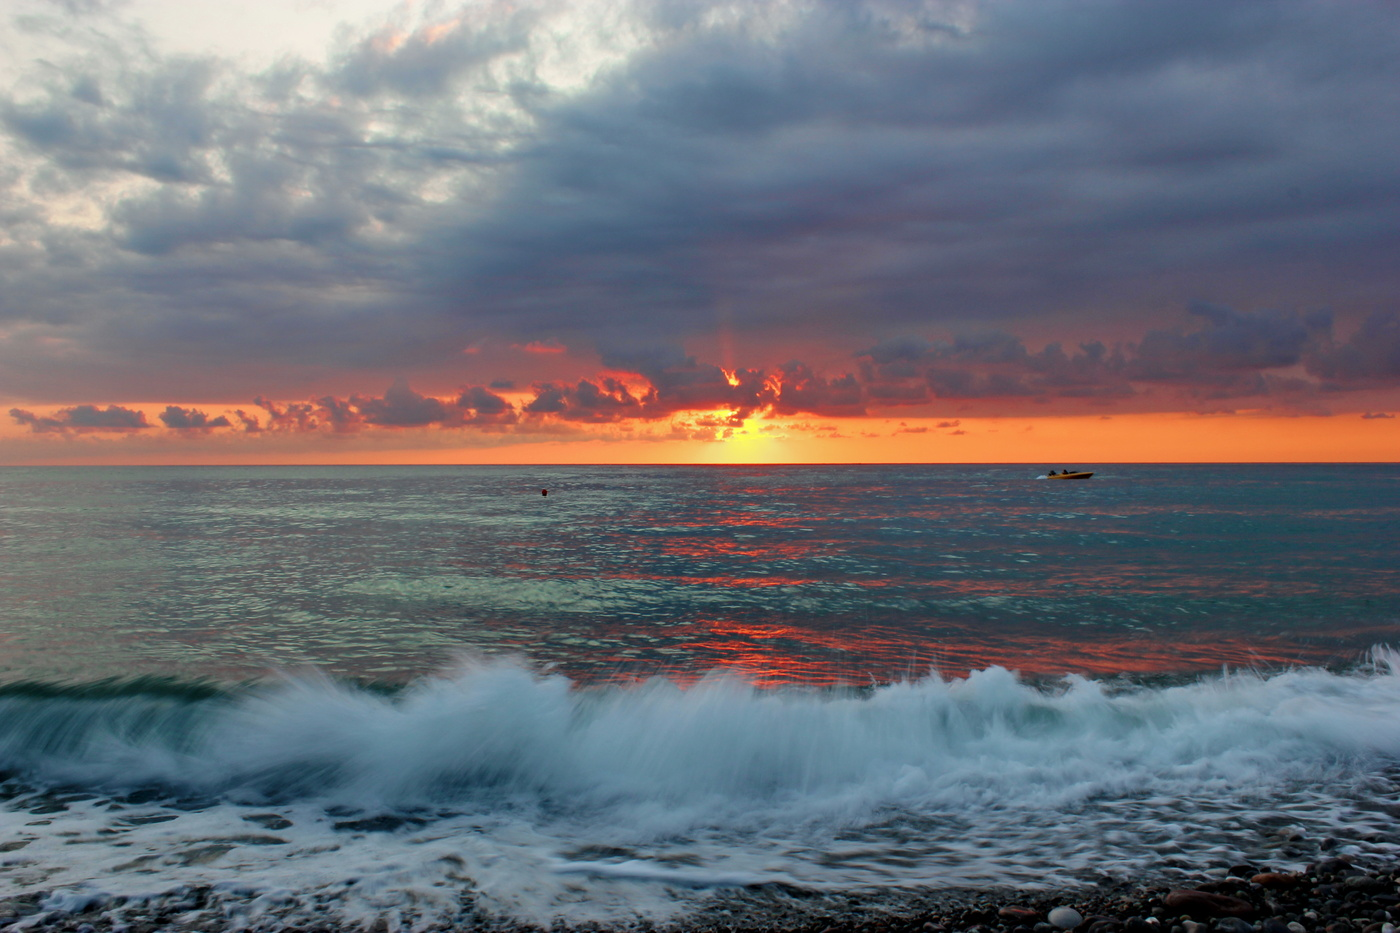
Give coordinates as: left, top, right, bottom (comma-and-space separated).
5, 650, 1400, 927
5, 650, 1400, 814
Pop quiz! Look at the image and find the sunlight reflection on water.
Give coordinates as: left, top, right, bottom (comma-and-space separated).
0, 463, 1396, 686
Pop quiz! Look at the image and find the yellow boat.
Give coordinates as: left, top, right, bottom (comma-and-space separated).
1046, 471, 1093, 479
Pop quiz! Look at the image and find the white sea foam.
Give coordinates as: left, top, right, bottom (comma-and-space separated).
4, 651, 1400, 928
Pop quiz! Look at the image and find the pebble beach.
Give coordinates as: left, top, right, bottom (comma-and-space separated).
4, 848, 1400, 933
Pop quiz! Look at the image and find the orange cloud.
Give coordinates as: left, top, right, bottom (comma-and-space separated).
514, 340, 568, 355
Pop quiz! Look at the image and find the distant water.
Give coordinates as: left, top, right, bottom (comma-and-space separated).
1, 464, 1398, 928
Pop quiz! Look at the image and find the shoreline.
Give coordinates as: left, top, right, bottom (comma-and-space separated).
3, 855, 1397, 933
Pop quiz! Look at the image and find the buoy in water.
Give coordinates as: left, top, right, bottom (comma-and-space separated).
541, 489, 548, 496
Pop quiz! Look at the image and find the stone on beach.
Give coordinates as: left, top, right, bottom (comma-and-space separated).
1214, 918, 1254, 933
8, 839, 1400, 933
1001, 907, 1043, 924
1163, 889, 1256, 919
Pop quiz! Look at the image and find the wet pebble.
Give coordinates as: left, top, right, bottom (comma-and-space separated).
1164, 890, 1256, 920
1213, 918, 1253, 933
13, 836, 1400, 933
1001, 908, 1042, 924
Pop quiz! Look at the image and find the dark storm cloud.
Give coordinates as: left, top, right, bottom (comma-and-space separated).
428, 0, 1400, 347
1, 0, 1398, 407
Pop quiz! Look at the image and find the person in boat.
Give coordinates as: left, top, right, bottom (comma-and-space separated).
1048, 470, 1057, 476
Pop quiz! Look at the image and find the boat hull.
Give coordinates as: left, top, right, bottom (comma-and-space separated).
1046, 472, 1093, 479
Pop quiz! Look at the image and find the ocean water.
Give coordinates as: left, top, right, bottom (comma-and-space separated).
1, 464, 1398, 929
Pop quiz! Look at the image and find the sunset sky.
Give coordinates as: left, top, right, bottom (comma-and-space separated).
2, 0, 1397, 464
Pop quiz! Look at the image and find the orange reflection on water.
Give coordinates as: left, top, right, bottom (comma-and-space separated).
556, 618, 1382, 690
653, 574, 825, 588
891, 631, 1354, 681
645, 537, 825, 561
678, 619, 920, 687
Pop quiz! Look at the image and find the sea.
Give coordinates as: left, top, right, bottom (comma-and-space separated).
1, 463, 1399, 930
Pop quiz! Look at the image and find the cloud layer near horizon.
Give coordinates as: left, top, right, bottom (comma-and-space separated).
11, 303, 1400, 441
2, 0, 1398, 440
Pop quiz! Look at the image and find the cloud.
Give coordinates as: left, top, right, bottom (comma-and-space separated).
848, 303, 1370, 406
32, 0, 120, 15
524, 378, 644, 423
1, 0, 1397, 409
770, 362, 864, 417
1127, 303, 1329, 385
513, 340, 568, 355
158, 405, 232, 430
232, 409, 262, 432
10, 297, 1399, 455
250, 380, 519, 432
1306, 311, 1400, 388
457, 385, 515, 421
328, 7, 537, 101
1361, 411, 1394, 420
10, 404, 149, 433
354, 378, 457, 427
858, 332, 1131, 403
416, 0, 1400, 350
599, 347, 773, 420
253, 397, 322, 433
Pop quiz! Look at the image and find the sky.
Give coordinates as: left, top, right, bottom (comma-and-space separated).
1, 0, 1398, 464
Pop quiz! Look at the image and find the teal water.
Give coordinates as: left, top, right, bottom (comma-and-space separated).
1, 464, 1399, 928
1, 464, 1396, 686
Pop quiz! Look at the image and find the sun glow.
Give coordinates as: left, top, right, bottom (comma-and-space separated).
708, 416, 781, 463
1, 400, 1397, 465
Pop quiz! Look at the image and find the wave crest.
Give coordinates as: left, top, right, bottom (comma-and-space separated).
3, 651, 1400, 817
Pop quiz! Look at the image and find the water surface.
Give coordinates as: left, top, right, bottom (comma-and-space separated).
1, 464, 1398, 929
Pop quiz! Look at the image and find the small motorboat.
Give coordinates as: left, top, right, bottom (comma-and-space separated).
1046, 471, 1093, 480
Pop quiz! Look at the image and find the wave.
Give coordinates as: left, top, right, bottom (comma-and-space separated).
6, 651, 1400, 927
5, 649, 1400, 820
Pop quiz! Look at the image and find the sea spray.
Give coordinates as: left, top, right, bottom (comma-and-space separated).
5, 653, 1400, 812
4, 657, 1400, 925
